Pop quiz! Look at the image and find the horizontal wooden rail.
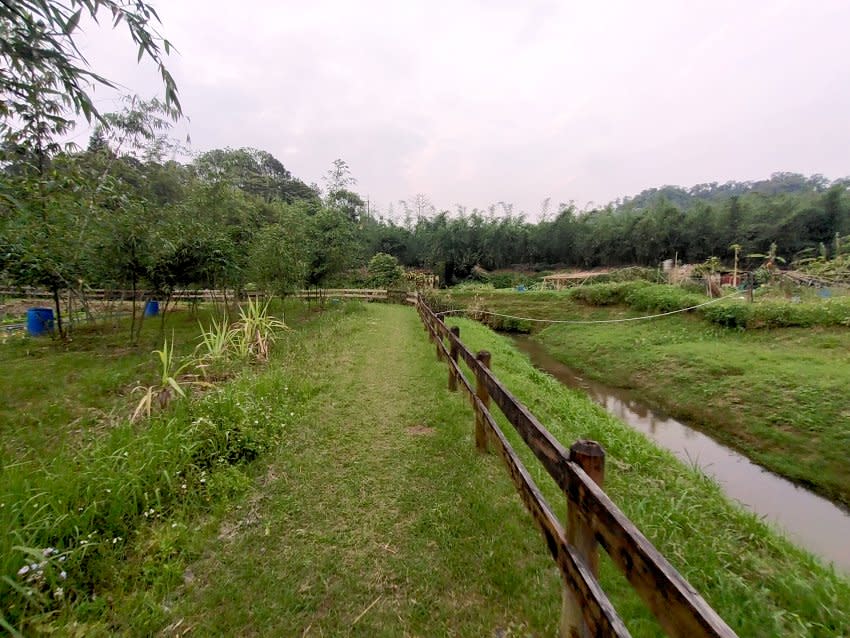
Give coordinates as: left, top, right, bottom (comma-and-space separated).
296, 288, 418, 305
415, 294, 737, 638
0, 287, 267, 301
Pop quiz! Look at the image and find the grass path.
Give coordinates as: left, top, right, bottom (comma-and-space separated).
161, 302, 850, 637
169, 304, 562, 636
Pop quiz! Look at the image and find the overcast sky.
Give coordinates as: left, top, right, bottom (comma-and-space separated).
76, 0, 850, 218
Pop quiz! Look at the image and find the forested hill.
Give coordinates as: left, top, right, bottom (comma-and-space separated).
614, 172, 847, 212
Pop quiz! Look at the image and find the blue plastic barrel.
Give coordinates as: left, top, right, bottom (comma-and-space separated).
144, 300, 159, 317
26, 308, 54, 336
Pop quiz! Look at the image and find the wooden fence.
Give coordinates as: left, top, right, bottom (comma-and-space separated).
0, 287, 266, 303
294, 288, 417, 305
415, 294, 737, 638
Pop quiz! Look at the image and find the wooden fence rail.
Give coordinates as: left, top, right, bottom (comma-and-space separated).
294, 288, 418, 305
415, 294, 737, 638
0, 287, 267, 302
1, 286, 420, 305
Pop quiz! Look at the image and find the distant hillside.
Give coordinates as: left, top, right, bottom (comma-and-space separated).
615, 172, 848, 211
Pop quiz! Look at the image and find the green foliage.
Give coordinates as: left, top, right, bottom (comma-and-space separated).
131, 334, 193, 421
702, 298, 850, 329
565, 281, 850, 328
567, 281, 642, 306
698, 303, 753, 328
231, 297, 288, 362
366, 252, 404, 287
195, 315, 234, 364
622, 284, 707, 313
194, 148, 317, 203
0, 1, 180, 147
247, 218, 308, 295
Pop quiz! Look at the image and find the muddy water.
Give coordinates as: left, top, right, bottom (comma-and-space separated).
511, 334, 850, 573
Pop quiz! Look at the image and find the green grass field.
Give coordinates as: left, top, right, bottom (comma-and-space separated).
2, 300, 849, 636
437, 288, 850, 508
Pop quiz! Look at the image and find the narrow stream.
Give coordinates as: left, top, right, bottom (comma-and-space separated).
511, 334, 850, 573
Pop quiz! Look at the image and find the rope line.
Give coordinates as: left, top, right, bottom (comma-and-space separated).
434, 291, 741, 325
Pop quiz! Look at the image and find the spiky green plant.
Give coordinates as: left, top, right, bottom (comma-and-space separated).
131, 334, 193, 422
231, 297, 288, 363
196, 315, 234, 362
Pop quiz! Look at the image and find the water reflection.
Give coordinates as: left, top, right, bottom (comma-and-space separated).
511, 335, 850, 573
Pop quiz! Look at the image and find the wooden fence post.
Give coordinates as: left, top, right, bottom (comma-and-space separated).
560, 440, 605, 638
448, 326, 460, 391
474, 350, 491, 452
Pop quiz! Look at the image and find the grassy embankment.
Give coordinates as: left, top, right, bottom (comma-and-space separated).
2, 300, 849, 635
435, 286, 850, 508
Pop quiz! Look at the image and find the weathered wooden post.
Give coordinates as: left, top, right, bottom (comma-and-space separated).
560, 439, 605, 638
474, 350, 491, 452
448, 326, 460, 391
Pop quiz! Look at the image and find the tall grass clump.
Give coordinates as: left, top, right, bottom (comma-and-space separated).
131, 333, 196, 422
231, 297, 288, 363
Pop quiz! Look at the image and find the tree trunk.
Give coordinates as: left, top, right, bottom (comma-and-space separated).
130, 276, 137, 344
52, 286, 64, 339
159, 292, 172, 336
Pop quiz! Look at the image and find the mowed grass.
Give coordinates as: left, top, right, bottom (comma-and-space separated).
438, 289, 850, 508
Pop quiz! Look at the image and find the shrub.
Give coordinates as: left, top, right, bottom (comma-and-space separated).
701, 303, 751, 328
568, 281, 649, 306
700, 298, 850, 329
624, 285, 706, 313
367, 253, 404, 288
